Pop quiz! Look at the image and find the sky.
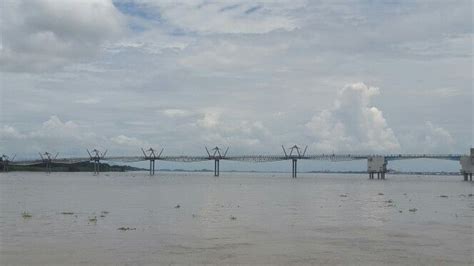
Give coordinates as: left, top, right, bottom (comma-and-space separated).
0, 0, 472, 171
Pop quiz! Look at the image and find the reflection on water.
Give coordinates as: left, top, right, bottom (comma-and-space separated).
0, 172, 472, 265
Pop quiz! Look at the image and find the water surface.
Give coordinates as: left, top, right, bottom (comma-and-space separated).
0, 172, 472, 265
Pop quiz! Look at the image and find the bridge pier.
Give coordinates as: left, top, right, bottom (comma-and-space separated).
368, 156, 387, 180
141, 148, 163, 176
460, 148, 473, 181
292, 159, 297, 178
1, 160, 8, 172
87, 149, 107, 176
45, 161, 52, 173
463, 173, 471, 181
214, 159, 220, 177
93, 159, 100, 175
149, 159, 156, 176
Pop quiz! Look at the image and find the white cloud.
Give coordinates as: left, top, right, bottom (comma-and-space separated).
0, 1, 471, 162
399, 121, 455, 153
422, 122, 455, 152
110, 134, 146, 147
197, 111, 220, 129
137, 0, 304, 34
75, 98, 102, 104
0, 125, 25, 139
306, 83, 400, 153
0, 0, 124, 72
162, 108, 191, 118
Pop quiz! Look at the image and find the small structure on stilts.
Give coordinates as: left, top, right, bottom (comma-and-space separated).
367, 156, 387, 180
460, 148, 473, 181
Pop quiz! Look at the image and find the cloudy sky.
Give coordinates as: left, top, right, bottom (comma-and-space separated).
0, 0, 472, 170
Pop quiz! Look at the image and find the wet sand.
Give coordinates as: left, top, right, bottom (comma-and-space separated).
0, 172, 472, 265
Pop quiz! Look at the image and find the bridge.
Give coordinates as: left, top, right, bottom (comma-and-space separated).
1, 146, 472, 181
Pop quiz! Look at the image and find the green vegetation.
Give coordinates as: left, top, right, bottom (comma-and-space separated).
7, 161, 145, 172
21, 211, 32, 219
117, 227, 136, 231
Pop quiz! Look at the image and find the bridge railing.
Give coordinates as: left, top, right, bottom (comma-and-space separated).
9, 153, 465, 165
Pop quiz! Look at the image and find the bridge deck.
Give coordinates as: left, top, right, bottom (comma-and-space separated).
7, 154, 463, 165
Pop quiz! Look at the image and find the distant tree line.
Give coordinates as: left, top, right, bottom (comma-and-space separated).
3, 162, 144, 172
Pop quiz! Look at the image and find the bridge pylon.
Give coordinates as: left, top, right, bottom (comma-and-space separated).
87, 149, 107, 175
282, 145, 307, 178
205, 146, 229, 177
141, 147, 163, 176
39, 152, 58, 173
1, 154, 16, 172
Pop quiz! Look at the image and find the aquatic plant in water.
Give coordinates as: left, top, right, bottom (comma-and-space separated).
21, 212, 32, 219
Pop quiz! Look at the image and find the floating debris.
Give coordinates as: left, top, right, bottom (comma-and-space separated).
378, 193, 384, 196
385, 199, 393, 204
61, 212, 74, 215
340, 194, 348, 197
192, 214, 197, 218
468, 194, 473, 197
117, 227, 136, 231
100, 215, 106, 218
409, 208, 418, 212
88, 216, 97, 223
440, 195, 448, 198
175, 204, 180, 209
399, 210, 403, 213
230, 215, 237, 220
101, 211, 109, 215
21, 212, 32, 219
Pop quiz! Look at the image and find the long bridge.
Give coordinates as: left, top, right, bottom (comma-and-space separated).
1, 146, 473, 181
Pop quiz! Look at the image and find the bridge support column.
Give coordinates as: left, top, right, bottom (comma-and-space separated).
292, 159, 297, 178
214, 159, 220, 177
46, 161, 51, 173
93, 159, 100, 175
1, 161, 8, 172
368, 156, 387, 180
460, 148, 473, 181
149, 159, 156, 176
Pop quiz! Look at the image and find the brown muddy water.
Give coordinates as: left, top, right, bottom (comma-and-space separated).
0, 172, 472, 265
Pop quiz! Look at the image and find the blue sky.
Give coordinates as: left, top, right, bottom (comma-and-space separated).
0, 0, 472, 171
